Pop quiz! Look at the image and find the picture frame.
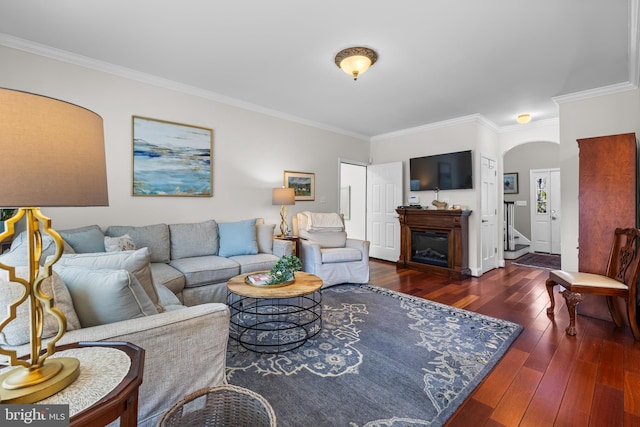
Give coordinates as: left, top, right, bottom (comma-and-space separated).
284, 171, 315, 201
503, 172, 519, 194
132, 116, 213, 197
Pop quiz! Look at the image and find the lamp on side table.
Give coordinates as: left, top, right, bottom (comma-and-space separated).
0, 88, 109, 402
272, 187, 295, 237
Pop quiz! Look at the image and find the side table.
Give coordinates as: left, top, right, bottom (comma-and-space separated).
275, 235, 300, 257
43, 342, 144, 427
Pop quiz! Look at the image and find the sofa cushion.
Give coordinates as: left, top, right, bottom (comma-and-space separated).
155, 284, 184, 311
53, 264, 158, 328
0, 268, 80, 346
104, 234, 136, 252
0, 232, 75, 267
228, 253, 279, 274
321, 247, 363, 263
169, 220, 219, 260
256, 223, 275, 254
106, 224, 171, 263
55, 248, 163, 312
218, 219, 258, 257
170, 255, 240, 288
150, 262, 186, 295
60, 225, 106, 253
301, 230, 347, 248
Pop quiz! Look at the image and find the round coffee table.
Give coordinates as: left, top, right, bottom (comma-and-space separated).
227, 271, 322, 354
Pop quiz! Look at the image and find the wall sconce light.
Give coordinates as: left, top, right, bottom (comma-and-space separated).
272, 187, 295, 237
335, 47, 378, 81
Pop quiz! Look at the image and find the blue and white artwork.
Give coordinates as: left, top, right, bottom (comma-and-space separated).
133, 116, 213, 196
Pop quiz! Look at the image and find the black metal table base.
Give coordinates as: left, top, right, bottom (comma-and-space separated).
228, 292, 322, 354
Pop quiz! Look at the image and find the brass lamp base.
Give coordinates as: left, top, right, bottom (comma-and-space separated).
0, 357, 80, 403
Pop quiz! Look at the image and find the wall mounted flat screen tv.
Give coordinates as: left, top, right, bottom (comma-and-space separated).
410, 150, 473, 191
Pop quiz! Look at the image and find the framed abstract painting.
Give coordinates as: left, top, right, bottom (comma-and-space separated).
132, 116, 213, 196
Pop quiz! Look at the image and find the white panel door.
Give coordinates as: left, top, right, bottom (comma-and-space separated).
550, 169, 561, 254
530, 168, 560, 253
481, 155, 498, 273
367, 162, 403, 261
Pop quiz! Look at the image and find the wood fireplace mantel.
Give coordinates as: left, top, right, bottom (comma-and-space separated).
396, 208, 472, 279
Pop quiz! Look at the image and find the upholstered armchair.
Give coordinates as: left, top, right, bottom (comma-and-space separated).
292, 212, 370, 286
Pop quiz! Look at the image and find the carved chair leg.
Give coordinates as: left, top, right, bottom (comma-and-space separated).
625, 297, 640, 341
561, 290, 583, 336
545, 278, 557, 317
605, 296, 623, 327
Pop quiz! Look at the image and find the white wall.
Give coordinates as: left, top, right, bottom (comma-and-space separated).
558, 88, 640, 270
370, 118, 499, 275
503, 141, 561, 238
1, 46, 370, 231
339, 162, 367, 240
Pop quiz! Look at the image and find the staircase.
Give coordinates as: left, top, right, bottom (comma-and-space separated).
504, 202, 530, 259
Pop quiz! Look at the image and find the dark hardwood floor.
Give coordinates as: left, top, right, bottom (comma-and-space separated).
368, 258, 640, 427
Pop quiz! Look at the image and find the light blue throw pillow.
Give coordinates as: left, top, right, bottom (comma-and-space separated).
218, 219, 258, 257
53, 264, 158, 328
60, 225, 105, 253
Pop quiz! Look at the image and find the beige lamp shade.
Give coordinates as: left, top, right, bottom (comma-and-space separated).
0, 88, 109, 207
272, 187, 295, 206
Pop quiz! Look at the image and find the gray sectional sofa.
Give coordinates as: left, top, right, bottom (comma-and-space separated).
60, 217, 292, 305
0, 217, 291, 426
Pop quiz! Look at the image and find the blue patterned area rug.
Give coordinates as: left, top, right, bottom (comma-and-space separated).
226, 284, 522, 427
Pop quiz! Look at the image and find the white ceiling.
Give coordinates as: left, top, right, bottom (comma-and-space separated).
0, 1, 637, 139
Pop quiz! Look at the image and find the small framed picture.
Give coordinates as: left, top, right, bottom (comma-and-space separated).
284, 171, 315, 201
503, 172, 519, 194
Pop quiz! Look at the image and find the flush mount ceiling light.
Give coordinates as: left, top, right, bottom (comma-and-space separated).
517, 113, 532, 124
335, 47, 378, 81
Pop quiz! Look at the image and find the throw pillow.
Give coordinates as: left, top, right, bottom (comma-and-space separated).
0, 268, 81, 346
53, 264, 158, 328
104, 234, 137, 252
59, 225, 106, 253
169, 220, 218, 260
256, 223, 275, 254
218, 218, 258, 257
54, 248, 163, 312
105, 224, 170, 263
0, 231, 74, 267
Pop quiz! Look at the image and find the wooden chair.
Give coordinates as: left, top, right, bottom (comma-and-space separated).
546, 227, 640, 340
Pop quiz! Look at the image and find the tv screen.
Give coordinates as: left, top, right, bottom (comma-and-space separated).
410, 150, 473, 191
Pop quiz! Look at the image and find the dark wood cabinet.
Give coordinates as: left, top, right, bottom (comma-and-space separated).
576, 132, 638, 324
577, 133, 637, 274
396, 208, 471, 279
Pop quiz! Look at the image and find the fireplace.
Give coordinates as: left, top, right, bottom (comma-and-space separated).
396, 208, 471, 279
412, 231, 448, 267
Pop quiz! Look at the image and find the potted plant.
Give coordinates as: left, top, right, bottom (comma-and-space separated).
268, 255, 302, 285
0, 208, 16, 233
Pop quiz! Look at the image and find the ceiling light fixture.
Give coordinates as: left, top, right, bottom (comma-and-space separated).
335, 47, 378, 81
517, 113, 532, 124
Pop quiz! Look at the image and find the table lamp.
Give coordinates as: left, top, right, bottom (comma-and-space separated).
272, 187, 295, 237
0, 88, 109, 403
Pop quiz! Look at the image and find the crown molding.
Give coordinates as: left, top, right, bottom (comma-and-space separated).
0, 34, 371, 142
371, 114, 499, 142
552, 81, 638, 105
497, 117, 560, 134
630, 0, 640, 87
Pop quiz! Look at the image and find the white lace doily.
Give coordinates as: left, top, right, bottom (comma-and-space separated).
0, 347, 131, 416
